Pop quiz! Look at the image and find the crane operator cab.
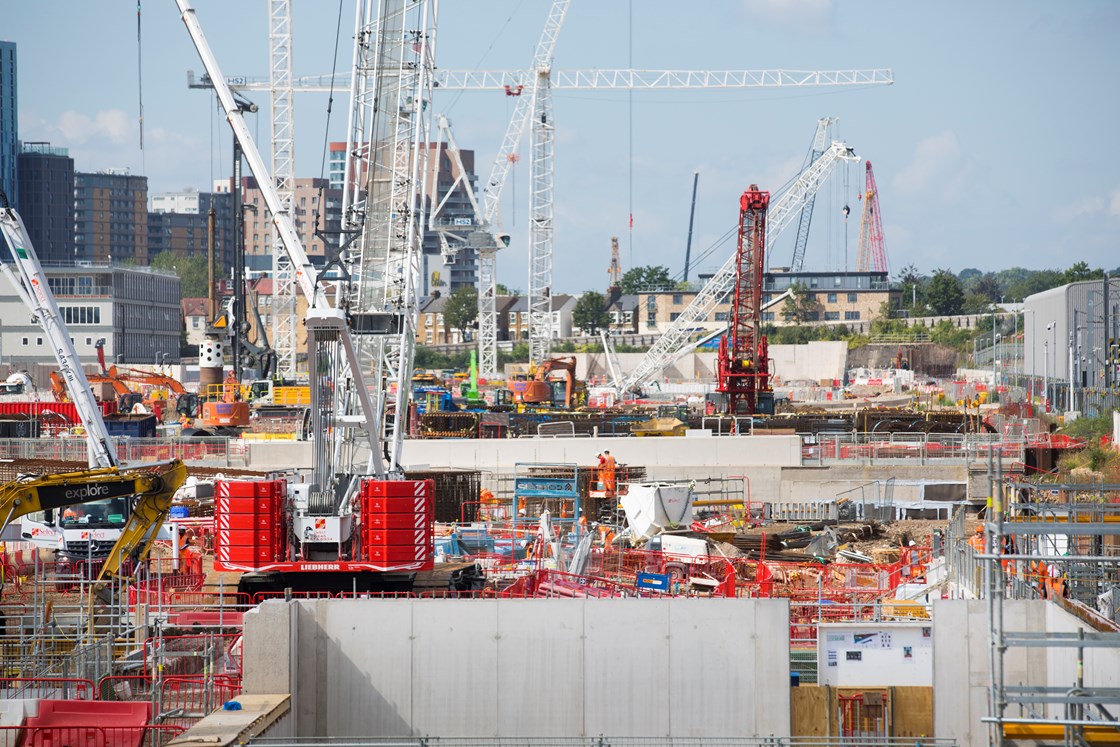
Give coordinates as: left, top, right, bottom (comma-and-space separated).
27, 493, 131, 560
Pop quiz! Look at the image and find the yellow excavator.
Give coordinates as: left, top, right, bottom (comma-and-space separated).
0, 461, 187, 595
0, 198, 188, 601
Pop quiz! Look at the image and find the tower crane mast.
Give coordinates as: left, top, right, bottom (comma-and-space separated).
857, 160, 889, 274
717, 186, 772, 416
788, 116, 836, 272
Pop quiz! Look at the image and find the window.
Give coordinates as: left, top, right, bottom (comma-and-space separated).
848, 293, 858, 303
761, 311, 775, 322
824, 311, 840, 321
425, 331, 433, 343
36, 337, 43, 346
806, 311, 820, 321
827, 293, 837, 303
670, 312, 681, 321
85, 337, 92, 345
21, 337, 28, 346
672, 293, 683, 304
714, 311, 729, 322
844, 311, 861, 321
833, 276, 842, 287
809, 277, 819, 288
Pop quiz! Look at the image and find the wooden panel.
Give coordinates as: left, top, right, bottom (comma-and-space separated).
791, 685, 831, 737
891, 686, 934, 738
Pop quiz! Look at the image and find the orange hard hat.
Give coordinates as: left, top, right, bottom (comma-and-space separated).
975, 526, 983, 534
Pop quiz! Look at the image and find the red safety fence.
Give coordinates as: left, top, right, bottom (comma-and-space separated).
0, 677, 96, 700
158, 675, 241, 730
0, 724, 183, 747
127, 573, 205, 609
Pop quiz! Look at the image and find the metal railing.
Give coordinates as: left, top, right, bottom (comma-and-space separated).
246, 739, 956, 747
800, 432, 1026, 467
0, 437, 249, 467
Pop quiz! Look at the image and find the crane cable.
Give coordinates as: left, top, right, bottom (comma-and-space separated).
316, 0, 347, 232
136, 0, 145, 173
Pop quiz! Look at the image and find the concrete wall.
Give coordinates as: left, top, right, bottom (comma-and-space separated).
242, 598, 791, 739
931, 599, 1120, 747
245, 434, 804, 474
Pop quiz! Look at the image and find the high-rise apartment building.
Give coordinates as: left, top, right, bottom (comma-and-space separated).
74, 170, 149, 265
0, 41, 18, 206
148, 189, 234, 271
16, 142, 74, 264
241, 177, 341, 272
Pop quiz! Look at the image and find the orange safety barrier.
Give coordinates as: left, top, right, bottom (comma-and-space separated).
15, 700, 154, 747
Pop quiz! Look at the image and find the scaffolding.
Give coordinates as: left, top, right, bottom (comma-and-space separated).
972, 475, 1120, 746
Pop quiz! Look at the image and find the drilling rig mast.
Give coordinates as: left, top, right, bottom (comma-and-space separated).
857, 160, 888, 274
716, 186, 773, 416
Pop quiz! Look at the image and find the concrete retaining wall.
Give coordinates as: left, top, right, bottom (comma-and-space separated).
242, 598, 792, 738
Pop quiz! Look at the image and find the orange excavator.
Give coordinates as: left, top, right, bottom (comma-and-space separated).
520, 356, 583, 409
51, 340, 196, 418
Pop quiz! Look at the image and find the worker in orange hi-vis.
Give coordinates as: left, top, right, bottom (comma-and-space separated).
600, 450, 617, 497
968, 525, 985, 591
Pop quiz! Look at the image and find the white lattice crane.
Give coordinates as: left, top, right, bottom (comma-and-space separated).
343, 0, 437, 470
620, 140, 861, 394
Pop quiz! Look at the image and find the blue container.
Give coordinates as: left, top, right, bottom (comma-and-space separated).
103, 414, 158, 438
168, 505, 190, 519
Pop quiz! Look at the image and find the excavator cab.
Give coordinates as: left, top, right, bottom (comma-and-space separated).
176, 392, 199, 418
118, 392, 144, 414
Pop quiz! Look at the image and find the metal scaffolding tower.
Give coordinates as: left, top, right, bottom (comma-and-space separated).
346, 0, 436, 470
268, 0, 297, 378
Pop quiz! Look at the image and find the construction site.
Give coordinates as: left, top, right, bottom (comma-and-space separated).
1, 3, 1119, 747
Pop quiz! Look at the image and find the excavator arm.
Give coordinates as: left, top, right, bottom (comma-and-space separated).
0, 460, 187, 586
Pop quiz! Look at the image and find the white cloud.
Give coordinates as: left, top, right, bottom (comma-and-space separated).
55, 109, 134, 146
894, 131, 962, 195
1109, 189, 1120, 216
741, 0, 833, 28
1055, 196, 1106, 223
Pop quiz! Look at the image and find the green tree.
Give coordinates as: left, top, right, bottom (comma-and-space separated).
444, 285, 478, 340
1063, 261, 1103, 284
619, 265, 675, 294
925, 269, 964, 315
572, 291, 610, 334
779, 282, 821, 323
150, 251, 209, 297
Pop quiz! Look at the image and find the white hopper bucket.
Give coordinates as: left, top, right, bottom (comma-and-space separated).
620, 483, 693, 541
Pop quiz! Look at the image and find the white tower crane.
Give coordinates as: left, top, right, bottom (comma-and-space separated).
194, 54, 892, 377
268, 0, 298, 378
619, 140, 861, 394
345, 0, 437, 470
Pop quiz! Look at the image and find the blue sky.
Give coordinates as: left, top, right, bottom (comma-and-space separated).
5, 1, 1119, 296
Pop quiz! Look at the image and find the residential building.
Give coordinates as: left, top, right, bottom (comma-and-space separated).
1023, 277, 1120, 386
181, 297, 210, 347
74, 170, 149, 264
604, 294, 639, 334
0, 264, 180, 365
762, 269, 895, 325
148, 190, 234, 269
634, 270, 895, 334
327, 140, 367, 193
417, 295, 452, 346
240, 177, 341, 272
0, 41, 15, 206
16, 142, 74, 264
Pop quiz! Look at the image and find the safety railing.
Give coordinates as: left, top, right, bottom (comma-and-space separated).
800, 431, 1026, 467
0, 724, 185, 747
0, 436, 249, 467
244, 737, 958, 746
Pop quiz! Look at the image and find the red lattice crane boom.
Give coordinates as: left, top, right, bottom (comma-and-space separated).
716, 185, 774, 416
857, 160, 888, 274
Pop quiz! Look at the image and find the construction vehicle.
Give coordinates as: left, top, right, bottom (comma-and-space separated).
247, 378, 310, 407
0, 197, 187, 571
177, 1, 469, 597
714, 186, 775, 416
520, 356, 584, 409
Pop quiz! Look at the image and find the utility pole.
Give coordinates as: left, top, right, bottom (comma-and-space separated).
1043, 338, 1049, 414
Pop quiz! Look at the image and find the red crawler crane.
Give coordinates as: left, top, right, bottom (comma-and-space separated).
716, 185, 774, 416
857, 160, 889, 274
